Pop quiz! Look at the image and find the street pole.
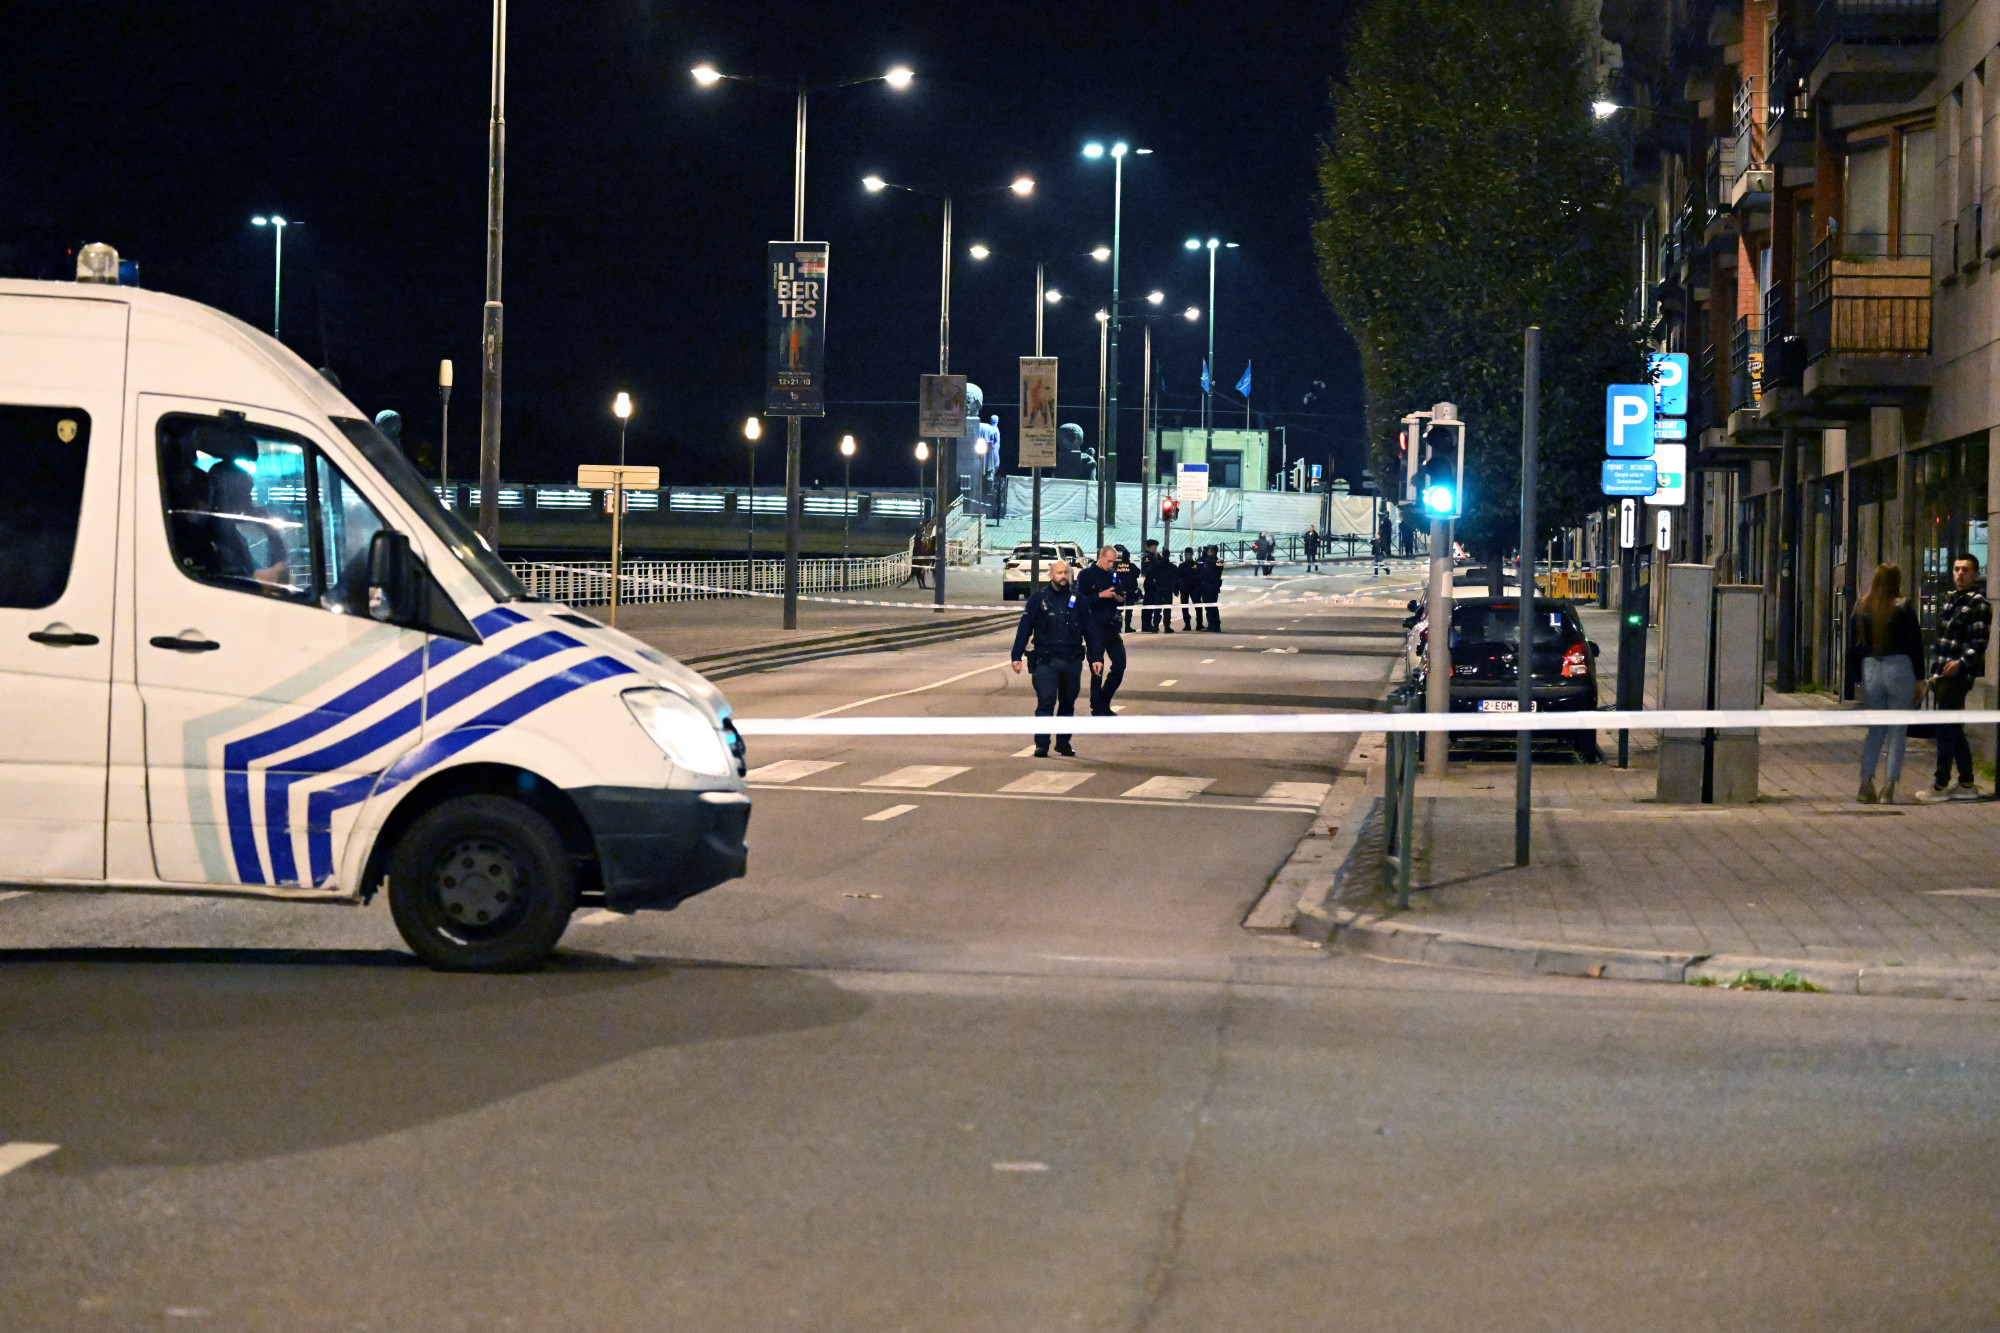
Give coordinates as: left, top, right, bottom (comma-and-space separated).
609, 476, 624, 628
1106, 147, 1123, 527
1095, 311, 1109, 550
934, 194, 952, 611
1031, 262, 1044, 592
1516, 326, 1540, 866
1426, 514, 1452, 778
1140, 320, 1152, 556
747, 443, 756, 567
476, 0, 506, 551
271, 220, 285, 344
782, 86, 808, 631
1204, 242, 1216, 477
438, 359, 452, 503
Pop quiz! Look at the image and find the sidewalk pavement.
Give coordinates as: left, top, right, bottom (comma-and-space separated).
1271, 603, 2000, 999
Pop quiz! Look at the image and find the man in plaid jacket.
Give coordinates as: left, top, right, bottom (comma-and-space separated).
1925, 554, 1992, 800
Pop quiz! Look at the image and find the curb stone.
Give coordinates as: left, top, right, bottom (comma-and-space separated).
1245, 740, 1388, 939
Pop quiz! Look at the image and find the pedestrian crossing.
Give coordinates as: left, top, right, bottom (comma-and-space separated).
746, 759, 1330, 809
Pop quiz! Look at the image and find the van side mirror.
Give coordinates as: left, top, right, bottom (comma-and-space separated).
1406, 599, 1419, 613
367, 530, 419, 623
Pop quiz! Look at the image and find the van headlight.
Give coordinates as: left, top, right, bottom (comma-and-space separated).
622, 688, 736, 777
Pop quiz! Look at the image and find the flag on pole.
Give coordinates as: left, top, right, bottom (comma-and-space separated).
1235, 362, 1252, 397
1200, 359, 1211, 394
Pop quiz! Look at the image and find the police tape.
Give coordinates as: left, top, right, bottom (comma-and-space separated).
731, 707, 2000, 737
522, 563, 1408, 613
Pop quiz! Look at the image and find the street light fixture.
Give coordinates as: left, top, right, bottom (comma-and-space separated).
249, 215, 298, 344
839, 434, 857, 564
863, 170, 1036, 610
1184, 236, 1239, 477
743, 416, 761, 567
967, 243, 991, 260
1090, 246, 1111, 262
694, 61, 913, 628
1083, 139, 1148, 528
613, 391, 633, 466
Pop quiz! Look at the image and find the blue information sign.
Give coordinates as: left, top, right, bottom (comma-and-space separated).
1648, 352, 1690, 417
1602, 458, 1659, 497
1653, 416, 1688, 441
1605, 384, 1656, 458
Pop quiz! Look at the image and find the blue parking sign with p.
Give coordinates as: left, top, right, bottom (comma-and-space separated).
1647, 352, 1689, 417
1605, 385, 1655, 458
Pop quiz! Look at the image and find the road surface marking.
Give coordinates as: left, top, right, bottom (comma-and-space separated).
1231, 644, 1246, 650
1000, 771, 1094, 795
807, 662, 1009, 719
1158, 679, 1178, 687
865, 765, 969, 789
864, 804, 918, 821
992, 1161, 1049, 1172
0, 891, 26, 904
1929, 888, 2000, 899
747, 759, 844, 783
1263, 646, 1299, 654
748, 783, 1307, 814
1121, 776, 1215, 800
573, 909, 626, 926
1200, 658, 1215, 664
1012, 745, 1041, 757
1110, 704, 1125, 712
0, 1143, 58, 1178
1260, 781, 1332, 806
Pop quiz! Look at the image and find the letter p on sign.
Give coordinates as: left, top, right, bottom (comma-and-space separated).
1605, 385, 1656, 458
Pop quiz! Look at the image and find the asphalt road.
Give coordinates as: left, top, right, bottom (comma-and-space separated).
3, 564, 1997, 1331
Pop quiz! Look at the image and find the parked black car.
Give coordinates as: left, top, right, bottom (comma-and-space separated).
1409, 596, 1602, 760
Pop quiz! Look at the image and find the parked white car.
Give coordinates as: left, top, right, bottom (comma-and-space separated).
1002, 540, 1085, 599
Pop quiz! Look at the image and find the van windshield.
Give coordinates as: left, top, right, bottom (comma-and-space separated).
332, 418, 532, 603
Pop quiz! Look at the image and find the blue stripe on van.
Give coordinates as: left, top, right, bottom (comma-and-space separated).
303, 655, 636, 885
257, 630, 583, 883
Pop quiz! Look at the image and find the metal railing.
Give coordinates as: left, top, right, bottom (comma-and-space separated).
1805, 231, 1932, 360
1729, 78, 1767, 188
1731, 313, 1765, 411
1813, 0, 1939, 51
508, 552, 914, 606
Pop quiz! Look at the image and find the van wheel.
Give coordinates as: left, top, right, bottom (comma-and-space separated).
387, 795, 576, 972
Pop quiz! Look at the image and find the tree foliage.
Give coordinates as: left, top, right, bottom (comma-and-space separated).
1314, 0, 1641, 556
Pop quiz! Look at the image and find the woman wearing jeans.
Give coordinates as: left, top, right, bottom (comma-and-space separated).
1851, 563, 1926, 804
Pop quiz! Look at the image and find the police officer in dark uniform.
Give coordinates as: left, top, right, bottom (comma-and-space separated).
1009, 559, 1102, 757
1178, 546, 1199, 631
1075, 545, 1128, 714
1112, 543, 1140, 633
1140, 538, 1176, 633
1197, 546, 1224, 631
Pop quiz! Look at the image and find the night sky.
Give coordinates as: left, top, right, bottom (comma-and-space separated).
4, 0, 1363, 492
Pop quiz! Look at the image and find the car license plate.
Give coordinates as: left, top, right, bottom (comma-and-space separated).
1478, 699, 1521, 712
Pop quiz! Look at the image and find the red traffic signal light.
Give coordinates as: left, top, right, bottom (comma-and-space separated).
1160, 496, 1180, 521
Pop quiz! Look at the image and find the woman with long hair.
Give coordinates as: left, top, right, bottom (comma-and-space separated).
1850, 563, 1926, 803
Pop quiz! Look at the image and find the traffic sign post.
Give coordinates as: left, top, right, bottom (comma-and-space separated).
578, 464, 661, 627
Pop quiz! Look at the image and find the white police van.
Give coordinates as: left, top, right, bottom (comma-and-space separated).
0, 252, 750, 970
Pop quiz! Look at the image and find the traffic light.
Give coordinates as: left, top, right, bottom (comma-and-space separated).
1159, 496, 1180, 522
1417, 424, 1461, 520
1289, 457, 1308, 492
1400, 418, 1423, 505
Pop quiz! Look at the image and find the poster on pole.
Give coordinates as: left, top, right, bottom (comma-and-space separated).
1648, 443, 1688, 506
1177, 461, 1210, 504
765, 242, 828, 416
919, 373, 968, 438
1018, 357, 1058, 468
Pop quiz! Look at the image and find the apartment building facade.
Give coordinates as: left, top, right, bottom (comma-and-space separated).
1605, 0, 1996, 711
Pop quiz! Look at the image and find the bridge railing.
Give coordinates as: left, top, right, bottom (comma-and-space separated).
508, 552, 914, 606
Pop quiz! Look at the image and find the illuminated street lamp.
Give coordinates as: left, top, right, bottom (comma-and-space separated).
1184, 236, 1239, 467
744, 416, 762, 566
613, 391, 633, 466
1081, 140, 1151, 525
694, 61, 913, 626
839, 433, 857, 560
249, 215, 299, 343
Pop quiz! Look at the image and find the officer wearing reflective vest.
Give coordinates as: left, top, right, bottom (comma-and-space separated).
1009, 559, 1103, 758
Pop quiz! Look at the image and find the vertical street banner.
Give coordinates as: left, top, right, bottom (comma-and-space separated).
918, 373, 968, 438
766, 242, 828, 416
1018, 357, 1058, 468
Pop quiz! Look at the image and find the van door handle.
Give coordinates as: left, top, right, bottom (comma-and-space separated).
29, 629, 100, 647
149, 634, 222, 653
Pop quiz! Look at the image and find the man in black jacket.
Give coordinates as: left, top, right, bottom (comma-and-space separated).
1923, 554, 1992, 800
1197, 547, 1224, 631
1075, 545, 1128, 714
1009, 560, 1102, 757
1178, 546, 1199, 631
1140, 538, 1176, 633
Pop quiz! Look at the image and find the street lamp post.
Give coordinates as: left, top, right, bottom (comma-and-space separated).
863, 172, 1034, 610
613, 392, 632, 467
743, 417, 761, 573
249, 216, 297, 343
438, 359, 453, 505
839, 434, 856, 567
476, 0, 507, 551
1095, 308, 1109, 549
694, 63, 912, 630
1185, 237, 1238, 487
1083, 141, 1150, 528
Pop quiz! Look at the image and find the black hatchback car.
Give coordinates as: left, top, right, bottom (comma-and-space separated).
1411, 597, 1602, 760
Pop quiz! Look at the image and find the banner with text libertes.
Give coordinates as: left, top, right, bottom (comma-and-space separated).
1018, 357, 1058, 468
766, 242, 829, 416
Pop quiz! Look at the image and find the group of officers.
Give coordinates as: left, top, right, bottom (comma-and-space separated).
1008, 543, 1226, 757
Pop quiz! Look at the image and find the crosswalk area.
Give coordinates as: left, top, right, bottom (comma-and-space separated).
747, 757, 1331, 812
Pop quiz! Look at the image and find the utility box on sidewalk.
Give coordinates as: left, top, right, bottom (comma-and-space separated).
1710, 585, 1764, 802
1657, 563, 1714, 803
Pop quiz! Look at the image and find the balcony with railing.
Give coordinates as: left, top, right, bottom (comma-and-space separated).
1725, 79, 1773, 208
1802, 230, 1932, 402
1731, 313, 1766, 413
1809, 0, 1940, 103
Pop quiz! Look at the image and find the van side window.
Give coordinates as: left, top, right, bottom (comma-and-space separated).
0, 405, 91, 609
159, 414, 391, 614
314, 454, 388, 615
159, 415, 314, 603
